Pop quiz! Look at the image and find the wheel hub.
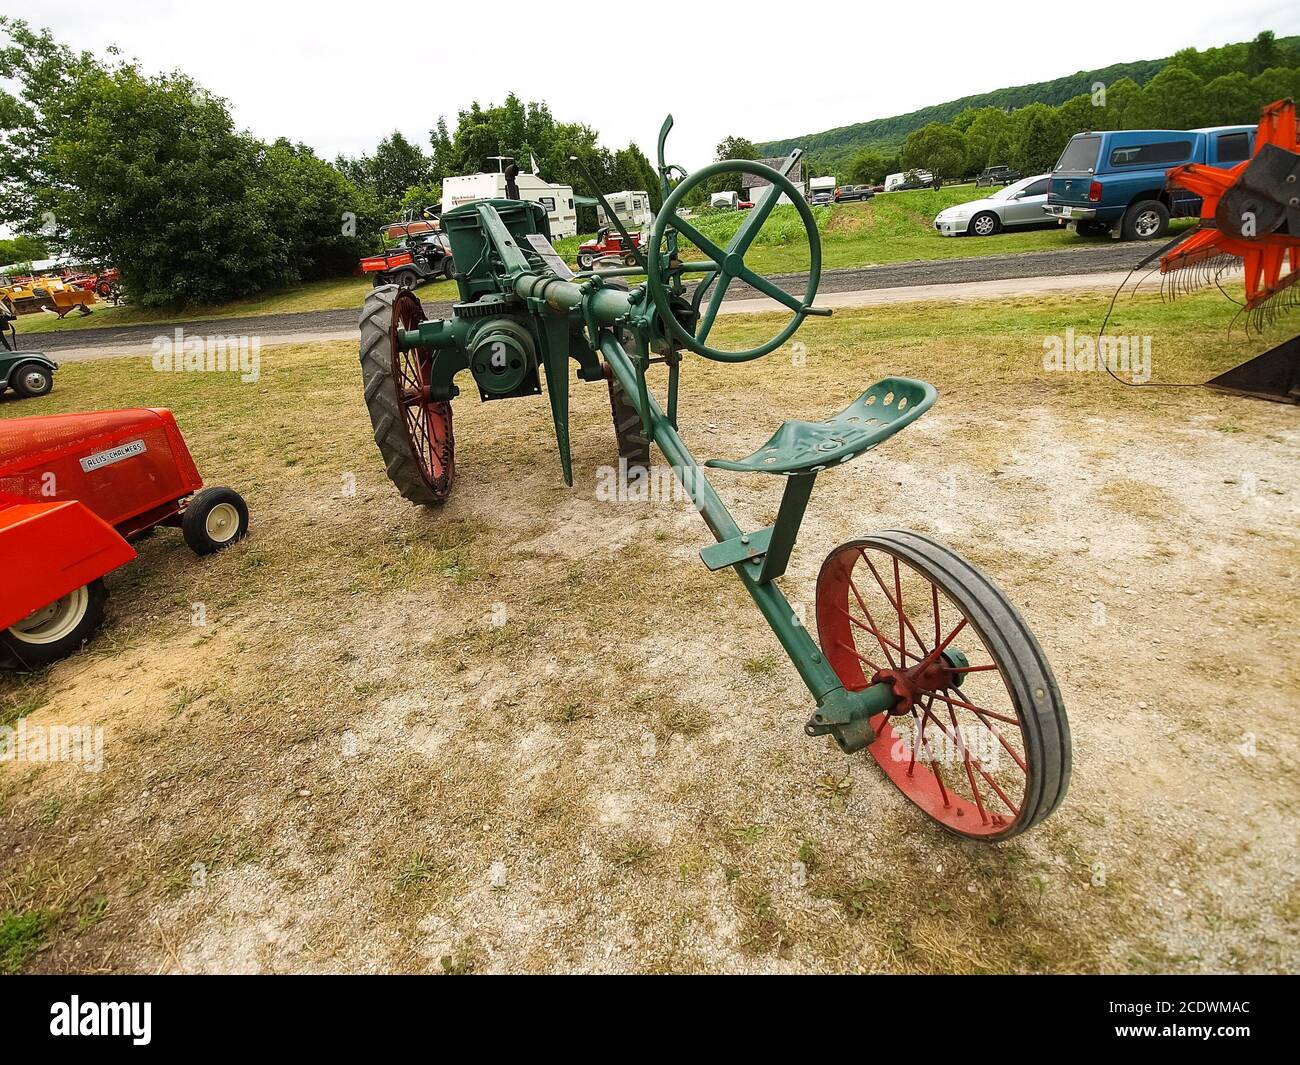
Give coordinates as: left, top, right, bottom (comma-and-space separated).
871, 647, 969, 715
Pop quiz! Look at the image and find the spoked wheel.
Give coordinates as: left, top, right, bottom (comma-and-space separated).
359, 285, 455, 506
816, 531, 1070, 841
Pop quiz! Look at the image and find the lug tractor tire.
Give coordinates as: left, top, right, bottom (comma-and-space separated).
11, 362, 53, 398
1, 579, 109, 670
1122, 200, 1169, 241
182, 486, 250, 555
359, 285, 455, 506
604, 365, 651, 473
968, 211, 1000, 237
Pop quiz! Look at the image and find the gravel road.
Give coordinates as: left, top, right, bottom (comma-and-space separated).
30, 241, 1151, 357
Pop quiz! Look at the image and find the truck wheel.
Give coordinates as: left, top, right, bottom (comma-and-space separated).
1, 579, 108, 669
392, 268, 420, 290
1122, 200, 1168, 241
11, 362, 53, 398
968, 212, 1000, 237
182, 487, 250, 555
577, 253, 594, 270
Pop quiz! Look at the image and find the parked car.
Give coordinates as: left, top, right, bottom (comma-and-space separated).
809, 192, 833, 207
834, 184, 875, 202
933, 174, 1053, 237
1044, 125, 1254, 240
975, 165, 1021, 187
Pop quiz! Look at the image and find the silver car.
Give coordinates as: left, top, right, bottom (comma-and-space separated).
933, 174, 1052, 237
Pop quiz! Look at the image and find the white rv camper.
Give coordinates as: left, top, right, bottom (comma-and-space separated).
596, 191, 653, 230
442, 171, 579, 238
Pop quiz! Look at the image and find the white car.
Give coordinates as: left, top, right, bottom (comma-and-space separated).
933, 175, 1052, 237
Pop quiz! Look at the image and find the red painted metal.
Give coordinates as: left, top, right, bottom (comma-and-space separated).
0, 497, 135, 630
1161, 99, 1300, 312
817, 543, 1027, 838
391, 291, 454, 497
0, 409, 203, 531
0, 408, 208, 630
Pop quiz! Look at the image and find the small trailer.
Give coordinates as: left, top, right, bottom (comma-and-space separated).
596, 190, 652, 231
443, 171, 579, 238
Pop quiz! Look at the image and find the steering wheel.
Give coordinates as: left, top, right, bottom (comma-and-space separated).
646, 160, 822, 362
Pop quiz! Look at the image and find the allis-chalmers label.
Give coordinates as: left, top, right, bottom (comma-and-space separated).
79, 439, 146, 473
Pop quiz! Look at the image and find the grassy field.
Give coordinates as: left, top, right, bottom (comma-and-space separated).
14, 187, 1139, 337
1, 288, 1296, 974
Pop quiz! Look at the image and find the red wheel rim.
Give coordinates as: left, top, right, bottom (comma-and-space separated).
391, 289, 454, 496
816, 543, 1031, 838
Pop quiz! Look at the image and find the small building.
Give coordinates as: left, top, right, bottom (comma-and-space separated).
740, 157, 806, 205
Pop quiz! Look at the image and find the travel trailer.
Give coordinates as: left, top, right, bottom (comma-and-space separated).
596, 191, 653, 231
442, 171, 578, 238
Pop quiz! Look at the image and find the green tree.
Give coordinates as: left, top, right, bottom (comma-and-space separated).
1249, 66, 1300, 106
846, 146, 891, 185
901, 122, 965, 179
1005, 104, 1065, 175
0, 233, 48, 266
259, 139, 382, 281
1202, 72, 1258, 125
1128, 65, 1206, 128
962, 107, 1011, 172
1246, 31, 1278, 76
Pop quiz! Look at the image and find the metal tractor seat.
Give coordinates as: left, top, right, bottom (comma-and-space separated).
700, 378, 937, 583
705, 378, 936, 476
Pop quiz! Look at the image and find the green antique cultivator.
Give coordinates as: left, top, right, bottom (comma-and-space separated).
358, 118, 1070, 841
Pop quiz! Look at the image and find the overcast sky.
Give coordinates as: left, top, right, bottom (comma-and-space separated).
13, 0, 1300, 174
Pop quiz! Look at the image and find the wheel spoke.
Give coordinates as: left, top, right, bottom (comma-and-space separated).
696, 269, 733, 343
835, 640, 882, 674
861, 550, 931, 658
670, 214, 728, 264
928, 688, 1020, 727
727, 187, 780, 257
735, 264, 804, 314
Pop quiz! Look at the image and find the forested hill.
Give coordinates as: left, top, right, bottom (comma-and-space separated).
755, 34, 1299, 164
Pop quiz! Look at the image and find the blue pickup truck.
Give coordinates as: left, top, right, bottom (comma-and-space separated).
1044, 125, 1254, 240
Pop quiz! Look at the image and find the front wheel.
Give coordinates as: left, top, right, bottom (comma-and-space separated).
359, 286, 455, 506
182, 487, 249, 555
968, 212, 1000, 237
1, 579, 108, 669
1122, 200, 1168, 241
815, 531, 1070, 841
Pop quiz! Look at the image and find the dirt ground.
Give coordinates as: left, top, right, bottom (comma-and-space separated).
2, 291, 1297, 973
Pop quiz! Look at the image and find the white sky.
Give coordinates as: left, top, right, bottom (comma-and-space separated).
13, 0, 1300, 174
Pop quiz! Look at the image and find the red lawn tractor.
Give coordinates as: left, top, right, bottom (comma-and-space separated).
0, 409, 249, 668
575, 227, 643, 270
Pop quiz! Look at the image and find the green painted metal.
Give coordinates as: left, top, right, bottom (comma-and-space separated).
699, 526, 773, 571
705, 378, 938, 475
379, 117, 942, 750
